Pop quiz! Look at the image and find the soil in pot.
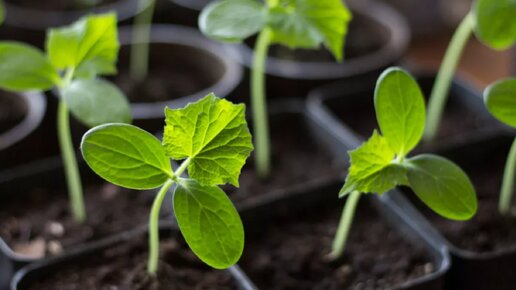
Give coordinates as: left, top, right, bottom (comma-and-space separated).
225, 113, 342, 203
0, 91, 25, 134
23, 234, 236, 290
5, 0, 118, 11
0, 178, 169, 259
240, 197, 434, 290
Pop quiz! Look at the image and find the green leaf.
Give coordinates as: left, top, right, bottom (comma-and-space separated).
374, 67, 426, 156
474, 0, 516, 50
405, 154, 477, 220
62, 78, 132, 128
47, 13, 119, 77
340, 130, 408, 197
484, 78, 516, 128
81, 123, 172, 190
174, 178, 244, 269
163, 94, 253, 187
267, 0, 352, 61
199, 0, 267, 42
0, 42, 60, 91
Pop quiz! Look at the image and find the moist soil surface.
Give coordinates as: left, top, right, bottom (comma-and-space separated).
407, 144, 516, 253
0, 181, 168, 258
24, 235, 236, 290
240, 198, 434, 290
0, 91, 25, 134
225, 113, 342, 203
6, 0, 118, 11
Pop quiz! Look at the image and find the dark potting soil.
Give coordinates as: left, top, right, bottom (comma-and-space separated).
407, 147, 516, 253
6, 0, 117, 11
240, 198, 434, 290
0, 91, 25, 134
24, 235, 236, 290
114, 43, 224, 103
227, 114, 342, 202
0, 182, 167, 258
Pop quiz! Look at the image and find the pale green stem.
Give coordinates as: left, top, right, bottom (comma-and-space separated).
424, 12, 474, 141
130, 0, 155, 82
499, 138, 516, 216
252, 28, 272, 178
147, 178, 174, 274
328, 190, 361, 260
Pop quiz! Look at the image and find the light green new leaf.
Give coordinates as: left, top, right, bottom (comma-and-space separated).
163, 94, 253, 187
406, 154, 477, 220
267, 0, 352, 61
484, 78, 516, 128
340, 130, 408, 197
375, 67, 426, 156
474, 0, 516, 50
0, 42, 60, 91
199, 0, 267, 42
81, 124, 172, 190
62, 78, 132, 128
174, 178, 244, 269
47, 13, 119, 77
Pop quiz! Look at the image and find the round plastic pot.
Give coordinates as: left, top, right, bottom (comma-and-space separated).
307, 72, 505, 152
153, 0, 211, 27
224, 0, 409, 100
0, 91, 46, 171
383, 133, 516, 290
380, 0, 444, 36
10, 225, 257, 290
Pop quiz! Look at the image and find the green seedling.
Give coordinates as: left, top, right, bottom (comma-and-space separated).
484, 78, 516, 216
199, 0, 352, 177
329, 67, 478, 259
80, 94, 253, 274
130, 0, 155, 81
0, 14, 131, 223
425, 0, 516, 141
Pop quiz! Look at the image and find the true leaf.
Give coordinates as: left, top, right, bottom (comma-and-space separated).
405, 154, 477, 220
484, 78, 516, 128
474, 0, 516, 50
47, 13, 119, 77
340, 130, 408, 197
0, 42, 60, 91
375, 67, 426, 156
199, 0, 267, 42
174, 178, 244, 269
62, 78, 132, 127
163, 94, 253, 187
267, 0, 352, 61
81, 124, 172, 189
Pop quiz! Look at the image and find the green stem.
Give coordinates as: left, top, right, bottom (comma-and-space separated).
499, 137, 516, 216
130, 0, 155, 82
57, 100, 85, 223
328, 190, 361, 260
252, 28, 272, 178
147, 178, 174, 274
424, 12, 474, 141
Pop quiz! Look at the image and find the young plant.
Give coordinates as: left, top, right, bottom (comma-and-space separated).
80, 94, 253, 273
483, 78, 516, 216
424, 0, 516, 140
329, 67, 478, 259
199, 0, 351, 177
0, 14, 131, 222
130, 0, 155, 81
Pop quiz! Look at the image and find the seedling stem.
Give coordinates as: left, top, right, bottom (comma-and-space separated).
130, 0, 155, 81
329, 190, 361, 260
499, 137, 516, 215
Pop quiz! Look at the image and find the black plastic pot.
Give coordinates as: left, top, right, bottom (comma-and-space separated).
380, 0, 444, 36
154, 0, 211, 27
383, 133, 516, 290
10, 225, 257, 290
224, 0, 409, 100
0, 91, 46, 171
307, 72, 505, 151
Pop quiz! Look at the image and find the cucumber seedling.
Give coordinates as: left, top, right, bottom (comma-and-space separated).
0, 13, 131, 223
483, 78, 516, 216
425, 0, 516, 140
329, 67, 478, 259
80, 94, 253, 273
199, 0, 352, 177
